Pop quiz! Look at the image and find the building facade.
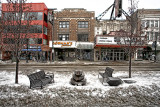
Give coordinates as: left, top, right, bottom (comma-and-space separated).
52, 8, 95, 61
1, 3, 51, 61
94, 20, 131, 61
132, 9, 160, 61
95, 20, 130, 36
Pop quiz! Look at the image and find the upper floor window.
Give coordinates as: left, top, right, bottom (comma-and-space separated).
78, 21, 88, 28
27, 12, 43, 20
143, 20, 159, 28
43, 26, 47, 35
58, 34, 69, 41
3, 12, 43, 21
77, 34, 88, 41
155, 20, 158, 27
59, 21, 69, 28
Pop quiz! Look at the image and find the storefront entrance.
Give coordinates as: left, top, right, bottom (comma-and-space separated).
101, 48, 126, 61
55, 49, 76, 61
76, 49, 93, 61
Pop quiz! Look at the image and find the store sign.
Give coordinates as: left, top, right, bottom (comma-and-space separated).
97, 36, 117, 44
53, 41, 76, 48
29, 45, 41, 49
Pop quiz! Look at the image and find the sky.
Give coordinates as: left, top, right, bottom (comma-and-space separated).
2, 0, 160, 19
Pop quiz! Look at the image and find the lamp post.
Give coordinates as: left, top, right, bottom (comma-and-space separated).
154, 32, 157, 62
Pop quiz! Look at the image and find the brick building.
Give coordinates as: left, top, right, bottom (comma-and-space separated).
52, 8, 95, 61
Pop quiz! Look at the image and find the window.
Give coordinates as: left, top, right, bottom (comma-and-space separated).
59, 21, 69, 28
58, 34, 69, 41
141, 20, 145, 28
146, 20, 150, 27
78, 21, 88, 28
29, 25, 42, 33
155, 32, 159, 41
48, 12, 53, 22
37, 38, 42, 44
4, 12, 43, 21
77, 34, 88, 42
43, 39, 47, 45
29, 38, 36, 44
155, 20, 158, 27
146, 32, 149, 40
151, 20, 154, 27
43, 26, 47, 35
150, 32, 153, 40
37, 12, 43, 20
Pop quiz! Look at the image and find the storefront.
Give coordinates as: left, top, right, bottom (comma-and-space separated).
95, 35, 127, 61
76, 42, 94, 61
51, 41, 94, 61
53, 41, 77, 61
21, 46, 42, 61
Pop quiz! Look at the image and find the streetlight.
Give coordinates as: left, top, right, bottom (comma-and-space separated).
154, 32, 158, 62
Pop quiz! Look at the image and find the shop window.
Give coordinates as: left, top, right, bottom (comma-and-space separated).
77, 34, 88, 42
58, 34, 69, 41
78, 21, 88, 28
29, 38, 36, 44
59, 21, 69, 28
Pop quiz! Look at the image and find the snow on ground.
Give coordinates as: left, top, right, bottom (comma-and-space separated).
0, 70, 160, 106
1, 70, 160, 89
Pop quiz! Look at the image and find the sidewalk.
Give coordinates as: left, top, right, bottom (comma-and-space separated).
0, 59, 159, 66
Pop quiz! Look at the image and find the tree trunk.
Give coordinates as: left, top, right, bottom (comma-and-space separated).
129, 50, 132, 78
15, 44, 19, 84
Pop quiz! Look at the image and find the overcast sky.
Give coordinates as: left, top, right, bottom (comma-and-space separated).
2, 0, 160, 19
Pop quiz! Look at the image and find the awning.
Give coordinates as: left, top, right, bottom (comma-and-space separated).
77, 42, 94, 49
21, 49, 42, 51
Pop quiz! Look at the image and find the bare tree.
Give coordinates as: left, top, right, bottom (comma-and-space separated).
115, 0, 147, 78
1, 0, 36, 83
